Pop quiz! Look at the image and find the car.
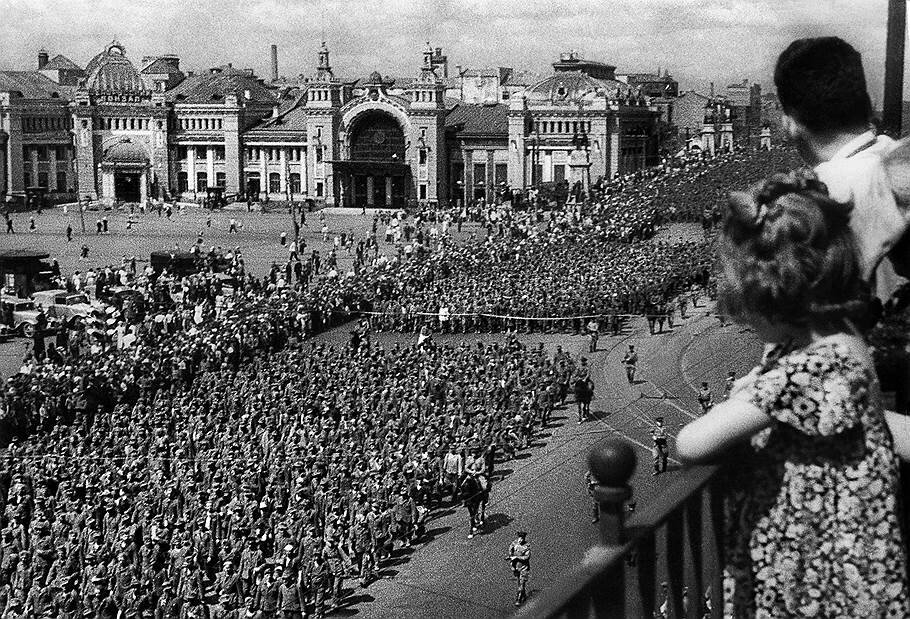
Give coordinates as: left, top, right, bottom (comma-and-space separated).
101, 286, 147, 321
0, 295, 42, 337
32, 289, 105, 326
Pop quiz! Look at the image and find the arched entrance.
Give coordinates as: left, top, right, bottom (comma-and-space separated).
339, 109, 410, 209
100, 139, 149, 203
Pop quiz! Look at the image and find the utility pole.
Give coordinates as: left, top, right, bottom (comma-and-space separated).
883, 0, 906, 136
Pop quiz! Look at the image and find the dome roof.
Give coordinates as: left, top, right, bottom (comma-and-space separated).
104, 140, 148, 163
525, 71, 633, 104
367, 71, 384, 84
85, 41, 145, 93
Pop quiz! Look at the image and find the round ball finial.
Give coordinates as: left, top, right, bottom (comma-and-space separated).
587, 439, 636, 487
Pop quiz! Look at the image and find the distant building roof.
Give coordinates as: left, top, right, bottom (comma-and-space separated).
250, 92, 308, 132
0, 71, 68, 99
525, 71, 633, 104
166, 68, 276, 104
552, 52, 616, 80
503, 69, 541, 87
42, 54, 83, 73
445, 102, 508, 136
84, 42, 145, 93
141, 57, 181, 75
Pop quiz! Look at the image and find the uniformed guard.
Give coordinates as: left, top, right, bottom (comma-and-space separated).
723, 371, 736, 400
586, 317, 599, 353
622, 345, 638, 384
651, 417, 669, 475
697, 382, 713, 414
584, 470, 599, 523
507, 531, 531, 607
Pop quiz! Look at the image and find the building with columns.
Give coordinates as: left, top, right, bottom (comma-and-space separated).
1, 42, 661, 208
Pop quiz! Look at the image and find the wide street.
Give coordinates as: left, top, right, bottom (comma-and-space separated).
309, 303, 761, 618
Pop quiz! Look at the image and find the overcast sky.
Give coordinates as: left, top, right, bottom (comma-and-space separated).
0, 0, 899, 101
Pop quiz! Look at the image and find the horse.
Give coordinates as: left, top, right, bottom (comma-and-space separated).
458, 473, 490, 539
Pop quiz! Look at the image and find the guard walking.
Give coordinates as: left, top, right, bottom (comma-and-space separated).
622, 345, 638, 384
508, 531, 531, 607
651, 417, 668, 475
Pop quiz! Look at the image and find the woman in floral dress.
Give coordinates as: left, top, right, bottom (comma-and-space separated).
678, 173, 909, 617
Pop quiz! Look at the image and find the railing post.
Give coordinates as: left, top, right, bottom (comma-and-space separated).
588, 439, 636, 545
586, 439, 636, 618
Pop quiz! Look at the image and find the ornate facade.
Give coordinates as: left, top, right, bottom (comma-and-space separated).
1, 42, 660, 208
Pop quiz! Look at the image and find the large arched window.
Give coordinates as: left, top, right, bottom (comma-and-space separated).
269, 172, 281, 194
349, 111, 406, 161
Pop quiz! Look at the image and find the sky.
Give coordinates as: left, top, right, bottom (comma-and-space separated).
0, 0, 900, 102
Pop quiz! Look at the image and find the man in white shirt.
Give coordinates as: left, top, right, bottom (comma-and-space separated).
775, 37, 909, 301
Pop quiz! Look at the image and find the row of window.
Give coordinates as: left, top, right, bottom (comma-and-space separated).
176, 146, 226, 161
22, 146, 71, 162
244, 147, 304, 162
101, 117, 155, 131
23, 171, 68, 191
532, 120, 594, 134
413, 90, 438, 103
470, 163, 509, 186
177, 117, 224, 131
175, 171, 308, 194
23, 116, 71, 133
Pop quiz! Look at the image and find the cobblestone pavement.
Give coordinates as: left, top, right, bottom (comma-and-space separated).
308, 305, 761, 618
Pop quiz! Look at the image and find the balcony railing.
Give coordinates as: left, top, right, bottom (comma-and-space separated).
516, 439, 724, 619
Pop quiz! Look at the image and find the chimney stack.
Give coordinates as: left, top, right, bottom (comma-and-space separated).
270, 44, 279, 82
710, 81, 714, 97
38, 49, 49, 70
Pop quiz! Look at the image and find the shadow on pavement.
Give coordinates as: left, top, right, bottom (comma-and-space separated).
482, 513, 513, 534
423, 525, 452, 541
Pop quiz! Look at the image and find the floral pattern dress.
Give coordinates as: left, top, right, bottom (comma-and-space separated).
723, 339, 909, 618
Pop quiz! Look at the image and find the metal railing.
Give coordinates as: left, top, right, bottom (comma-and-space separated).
516, 440, 724, 619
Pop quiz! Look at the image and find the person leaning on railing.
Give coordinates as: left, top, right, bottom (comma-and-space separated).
677, 174, 910, 617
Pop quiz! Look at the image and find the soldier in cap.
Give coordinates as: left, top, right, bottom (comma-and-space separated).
622, 345, 638, 384
697, 382, 713, 414
507, 530, 530, 607
651, 417, 669, 475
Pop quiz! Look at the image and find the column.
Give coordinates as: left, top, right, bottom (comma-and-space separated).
0, 135, 7, 198
48, 146, 58, 191
206, 146, 215, 190
486, 150, 495, 203
30, 147, 39, 188
385, 176, 392, 205
366, 176, 375, 206
187, 146, 196, 196
464, 149, 474, 201
608, 117, 620, 179
279, 148, 288, 193
301, 147, 308, 194
140, 170, 148, 203
259, 151, 267, 199
6, 111, 25, 193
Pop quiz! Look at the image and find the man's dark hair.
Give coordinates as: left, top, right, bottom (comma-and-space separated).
774, 37, 872, 133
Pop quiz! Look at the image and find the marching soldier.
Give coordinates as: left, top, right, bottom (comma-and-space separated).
584, 470, 599, 523
651, 417, 669, 475
697, 382, 713, 414
586, 317, 600, 352
723, 371, 736, 400
507, 531, 531, 607
622, 345, 638, 384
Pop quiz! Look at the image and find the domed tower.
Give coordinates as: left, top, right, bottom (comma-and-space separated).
71, 41, 168, 203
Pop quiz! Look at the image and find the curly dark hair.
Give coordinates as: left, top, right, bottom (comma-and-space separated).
718, 171, 869, 328
774, 37, 872, 133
